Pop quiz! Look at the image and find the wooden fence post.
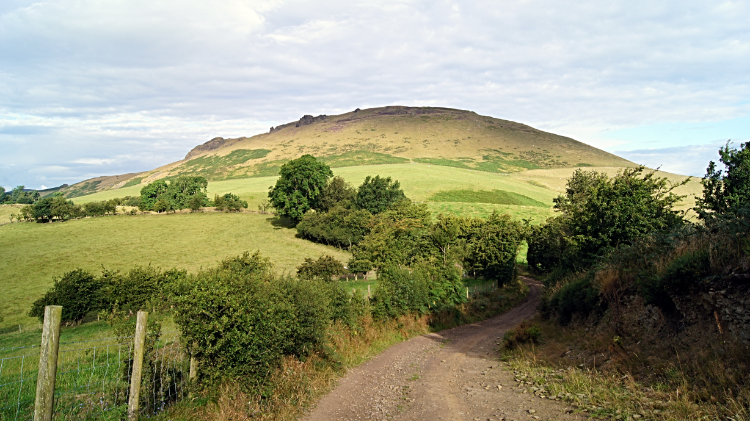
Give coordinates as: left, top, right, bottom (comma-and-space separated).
466, 287, 469, 299
34, 305, 62, 421
367, 284, 371, 299
128, 311, 148, 421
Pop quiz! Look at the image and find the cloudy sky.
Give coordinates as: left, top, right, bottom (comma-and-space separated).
1, 0, 749, 189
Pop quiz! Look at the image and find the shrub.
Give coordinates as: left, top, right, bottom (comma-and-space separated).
297, 255, 345, 281
545, 275, 602, 325
171, 252, 335, 387
214, 193, 247, 212
296, 205, 372, 248
371, 266, 430, 319
502, 320, 542, 349
29, 269, 104, 323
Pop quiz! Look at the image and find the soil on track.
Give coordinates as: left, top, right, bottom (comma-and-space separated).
303, 277, 585, 421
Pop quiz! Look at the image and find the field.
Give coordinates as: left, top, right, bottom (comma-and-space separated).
1, 163, 703, 330
0, 212, 350, 329
72, 163, 702, 218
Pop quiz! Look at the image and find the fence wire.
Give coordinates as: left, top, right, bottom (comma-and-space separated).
0, 331, 189, 421
0, 351, 40, 421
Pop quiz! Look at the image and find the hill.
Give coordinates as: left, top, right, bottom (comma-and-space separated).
55, 106, 635, 197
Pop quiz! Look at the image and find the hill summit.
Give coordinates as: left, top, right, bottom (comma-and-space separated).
58, 106, 633, 197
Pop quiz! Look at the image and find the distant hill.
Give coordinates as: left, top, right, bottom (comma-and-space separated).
56, 106, 634, 197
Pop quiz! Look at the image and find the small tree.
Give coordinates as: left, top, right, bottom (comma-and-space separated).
696, 141, 750, 219
355, 175, 407, 214
297, 255, 345, 281
268, 155, 333, 223
139, 180, 169, 211
29, 269, 104, 323
318, 176, 356, 212
153, 198, 172, 213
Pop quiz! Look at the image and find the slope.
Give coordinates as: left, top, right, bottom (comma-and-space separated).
55, 106, 635, 197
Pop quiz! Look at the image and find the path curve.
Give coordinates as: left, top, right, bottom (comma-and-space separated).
303, 277, 585, 421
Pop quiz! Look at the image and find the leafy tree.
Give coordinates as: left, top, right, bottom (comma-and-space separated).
29, 269, 104, 323
351, 201, 432, 269
214, 193, 247, 212
0, 186, 5, 202
268, 155, 333, 223
529, 167, 687, 273
296, 205, 372, 248
465, 212, 526, 285
161, 176, 209, 210
139, 180, 169, 211
297, 255, 346, 281
31, 197, 53, 222
318, 176, 356, 212
50, 193, 75, 221
696, 141, 750, 219
189, 194, 205, 212
153, 198, 172, 213
355, 175, 407, 214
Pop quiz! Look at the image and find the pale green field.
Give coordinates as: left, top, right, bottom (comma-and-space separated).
74, 163, 702, 216
0, 212, 350, 328
0, 204, 23, 226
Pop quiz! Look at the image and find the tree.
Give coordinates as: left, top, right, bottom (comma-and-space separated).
29, 269, 104, 323
161, 175, 209, 210
268, 155, 333, 223
355, 175, 406, 214
214, 193, 247, 212
153, 198, 172, 213
297, 255, 345, 281
139, 180, 169, 211
318, 176, 356, 212
696, 141, 750, 219
528, 167, 687, 273
465, 213, 526, 286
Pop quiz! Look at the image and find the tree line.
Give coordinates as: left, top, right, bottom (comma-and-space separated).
7, 176, 249, 223
268, 154, 528, 287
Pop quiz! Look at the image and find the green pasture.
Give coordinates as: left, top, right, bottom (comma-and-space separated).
0, 212, 350, 329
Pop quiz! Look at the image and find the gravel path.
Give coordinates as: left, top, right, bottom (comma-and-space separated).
303, 277, 585, 421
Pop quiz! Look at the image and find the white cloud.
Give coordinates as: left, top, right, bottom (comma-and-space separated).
0, 0, 749, 188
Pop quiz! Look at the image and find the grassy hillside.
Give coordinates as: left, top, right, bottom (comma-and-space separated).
55, 106, 635, 197
73, 163, 702, 218
0, 213, 350, 329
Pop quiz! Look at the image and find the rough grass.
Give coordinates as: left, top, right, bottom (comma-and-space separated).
0, 212, 350, 329
0, 204, 23, 226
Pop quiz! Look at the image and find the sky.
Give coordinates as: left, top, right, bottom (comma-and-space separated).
1, 0, 749, 189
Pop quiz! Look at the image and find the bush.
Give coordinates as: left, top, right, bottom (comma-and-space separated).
29, 269, 104, 323
214, 193, 248, 212
296, 205, 372, 248
502, 320, 542, 349
171, 252, 336, 387
297, 255, 345, 281
545, 275, 602, 325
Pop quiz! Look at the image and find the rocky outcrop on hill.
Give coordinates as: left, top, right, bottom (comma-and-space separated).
270, 114, 328, 133
185, 137, 232, 160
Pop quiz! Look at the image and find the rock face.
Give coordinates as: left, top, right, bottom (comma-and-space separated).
671, 274, 750, 344
270, 114, 328, 132
185, 137, 229, 160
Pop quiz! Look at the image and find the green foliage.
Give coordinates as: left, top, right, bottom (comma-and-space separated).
371, 263, 465, 319
171, 252, 334, 387
428, 189, 548, 207
213, 193, 248, 212
296, 205, 372, 248
529, 167, 687, 274
464, 212, 526, 285
545, 275, 601, 325
139, 176, 209, 212
352, 201, 433, 269
696, 141, 750, 219
318, 176, 356, 212
502, 320, 542, 349
122, 177, 144, 188
320, 150, 409, 168
297, 255, 346, 281
268, 154, 333, 223
29, 269, 104, 323
355, 175, 407, 214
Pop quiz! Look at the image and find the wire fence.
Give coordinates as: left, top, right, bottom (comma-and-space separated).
0, 321, 189, 420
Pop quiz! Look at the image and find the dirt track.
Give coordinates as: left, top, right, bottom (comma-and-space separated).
303, 277, 585, 421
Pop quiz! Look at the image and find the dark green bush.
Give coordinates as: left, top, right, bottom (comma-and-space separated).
297, 255, 346, 281
546, 275, 601, 325
296, 205, 372, 248
171, 252, 336, 387
29, 269, 104, 323
371, 266, 430, 319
